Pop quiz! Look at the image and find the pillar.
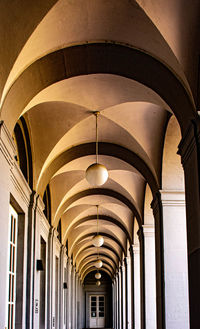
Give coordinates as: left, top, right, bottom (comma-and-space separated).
71, 265, 76, 329
137, 228, 145, 329
66, 258, 72, 329
160, 190, 189, 329
75, 272, 79, 329
26, 192, 37, 329
132, 244, 141, 329
116, 271, 120, 329
115, 274, 119, 329
112, 279, 115, 329
47, 227, 54, 329
143, 224, 156, 329
124, 256, 131, 329
129, 245, 135, 329
178, 120, 200, 329
59, 246, 66, 329
151, 193, 165, 329
121, 262, 126, 329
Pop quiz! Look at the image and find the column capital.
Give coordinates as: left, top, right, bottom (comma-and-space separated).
61, 244, 67, 255
67, 257, 73, 271
137, 226, 144, 241
151, 191, 162, 216
124, 256, 130, 266
178, 119, 200, 167
120, 263, 125, 273
142, 224, 155, 236
37, 194, 45, 212
53, 229, 59, 238
131, 244, 139, 254
160, 189, 185, 206
112, 275, 117, 283
0, 120, 16, 166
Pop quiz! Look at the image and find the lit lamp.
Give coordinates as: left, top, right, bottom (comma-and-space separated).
96, 280, 101, 286
86, 111, 108, 186
92, 205, 104, 247
95, 272, 101, 280
92, 234, 104, 247
95, 259, 103, 268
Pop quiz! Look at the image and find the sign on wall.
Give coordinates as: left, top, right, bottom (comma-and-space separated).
35, 299, 39, 314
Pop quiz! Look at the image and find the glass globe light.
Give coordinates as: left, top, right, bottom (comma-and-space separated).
95, 272, 101, 280
96, 280, 101, 286
92, 234, 104, 247
95, 259, 103, 268
85, 163, 108, 186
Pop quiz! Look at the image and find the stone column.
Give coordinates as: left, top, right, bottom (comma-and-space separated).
119, 265, 123, 329
26, 192, 38, 329
71, 265, 76, 329
160, 190, 189, 329
121, 263, 126, 329
115, 276, 118, 329
59, 246, 66, 329
133, 244, 141, 329
137, 228, 145, 329
124, 257, 131, 329
66, 258, 72, 329
118, 267, 122, 329
112, 279, 115, 329
63, 264, 68, 329
129, 246, 135, 329
75, 272, 79, 329
115, 274, 119, 329
143, 225, 156, 329
178, 120, 200, 329
47, 227, 54, 329
151, 193, 165, 329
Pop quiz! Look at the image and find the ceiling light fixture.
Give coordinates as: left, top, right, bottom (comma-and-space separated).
92, 205, 104, 247
95, 259, 103, 269
96, 280, 101, 286
95, 272, 101, 280
85, 111, 108, 186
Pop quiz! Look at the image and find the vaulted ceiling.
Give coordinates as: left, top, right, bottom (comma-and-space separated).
0, 0, 199, 280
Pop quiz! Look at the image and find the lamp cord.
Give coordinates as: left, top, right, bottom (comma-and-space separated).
96, 112, 98, 163
97, 205, 99, 234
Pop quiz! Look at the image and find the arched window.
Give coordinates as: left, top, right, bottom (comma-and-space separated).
13, 117, 33, 189
43, 184, 52, 225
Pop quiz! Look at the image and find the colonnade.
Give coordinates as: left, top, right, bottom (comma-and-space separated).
0, 120, 193, 329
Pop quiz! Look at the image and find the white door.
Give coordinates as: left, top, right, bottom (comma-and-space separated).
89, 295, 105, 328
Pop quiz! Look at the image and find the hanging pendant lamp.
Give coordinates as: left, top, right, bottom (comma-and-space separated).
95, 272, 101, 280
86, 111, 108, 186
95, 259, 103, 268
92, 205, 104, 247
96, 280, 101, 286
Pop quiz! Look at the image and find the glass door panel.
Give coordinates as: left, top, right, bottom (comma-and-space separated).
89, 295, 105, 328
